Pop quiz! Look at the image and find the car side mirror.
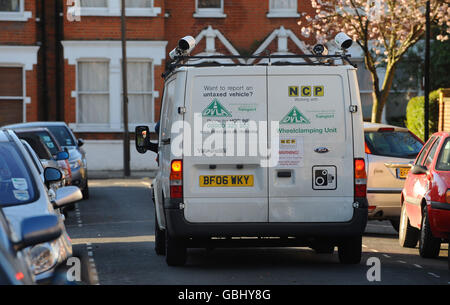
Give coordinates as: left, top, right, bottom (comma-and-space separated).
44, 167, 63, 188
411, 165, 428, 175
14, 215, 62, 251
55, 151, 69, 161
52, 186, 83, 208
135, 126, 150, 154
77, 138, 84, 147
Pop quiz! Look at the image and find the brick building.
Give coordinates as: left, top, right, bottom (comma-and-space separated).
1, 0, 375, 172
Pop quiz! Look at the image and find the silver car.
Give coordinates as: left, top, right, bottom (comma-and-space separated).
0, 129, 82, 283
364, 123, 424, 231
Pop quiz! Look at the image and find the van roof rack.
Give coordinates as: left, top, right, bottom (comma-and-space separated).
162, 54, 355, 79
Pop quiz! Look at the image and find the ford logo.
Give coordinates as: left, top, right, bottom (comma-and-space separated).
314, 147, 329, 153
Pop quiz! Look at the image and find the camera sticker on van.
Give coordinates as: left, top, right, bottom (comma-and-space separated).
312, 166, 337, 190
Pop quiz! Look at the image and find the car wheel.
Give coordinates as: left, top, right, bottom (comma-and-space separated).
165, 230, 187, 266
389, 219, 400, 232
338, 235, 362, 264
82, 180, 90, 200
154, 212, 166, 256
419, 206, 441, 258
399, 203, 419, 248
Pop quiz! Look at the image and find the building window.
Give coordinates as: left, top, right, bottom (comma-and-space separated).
78, 0, 160, 16
0, 0, 31, 21
267, 0, 300, 18
124, 61, 154, 124
77, 61, 110, 124
80, 0, 107, 7
0, 67, 23, 125
194, 0, 226, 18
0, 0, 20, 11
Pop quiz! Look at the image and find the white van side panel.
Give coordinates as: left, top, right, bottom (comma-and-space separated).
267, 67, 355, 222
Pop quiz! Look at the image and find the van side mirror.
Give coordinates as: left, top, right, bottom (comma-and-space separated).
411, 165, 427, 175
14, 215, 62, 251
135, 125, 158, 154
55, 151, 69, 161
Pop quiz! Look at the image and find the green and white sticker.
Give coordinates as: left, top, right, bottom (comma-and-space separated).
202, 99, 232, 118
280, 107, 310, 124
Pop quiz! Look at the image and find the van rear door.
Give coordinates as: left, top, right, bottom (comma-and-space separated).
183, 66, 269, 223
267, 66, 355, 222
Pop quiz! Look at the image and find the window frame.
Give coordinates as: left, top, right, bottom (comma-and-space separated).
76, 59, 111, 127
0, 65, 26, 123
77, 0, 161, 17
267, 0, 300, 18
0, 0, 32, 22
194, 0, 226, 18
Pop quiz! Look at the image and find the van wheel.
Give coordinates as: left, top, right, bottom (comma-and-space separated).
338, 235, 362, 264
165, 231, 187, 266
419, 206, 441, 258
399, 203, 419, 248
154, 213, 166, 256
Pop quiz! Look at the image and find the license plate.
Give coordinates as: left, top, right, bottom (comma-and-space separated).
199, 175, 254, 187
397, 168, 410, 179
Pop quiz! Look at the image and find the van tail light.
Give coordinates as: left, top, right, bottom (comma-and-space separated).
170, 160, 183, 199
354, 158, 367, 198
364, 142, 372, 154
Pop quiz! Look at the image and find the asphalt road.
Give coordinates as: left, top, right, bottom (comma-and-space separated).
65, 179, 449, 285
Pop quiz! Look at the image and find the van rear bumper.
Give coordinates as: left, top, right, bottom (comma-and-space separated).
165, 200, 368, 239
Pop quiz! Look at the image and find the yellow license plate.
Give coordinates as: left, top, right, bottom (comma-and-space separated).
199, 175, 254, 187
397, 168, 410, 179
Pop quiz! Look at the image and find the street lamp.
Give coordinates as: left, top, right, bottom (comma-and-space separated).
121, 0, 130, 177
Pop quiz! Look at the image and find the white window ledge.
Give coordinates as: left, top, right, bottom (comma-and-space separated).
69, 123, 157, 133
79, 7, 161, 17
0, 11, 32, 21
266, 11, 300, 18
193, 12, 226, 18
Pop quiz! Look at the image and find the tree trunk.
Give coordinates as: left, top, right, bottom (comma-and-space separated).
370, 63, 397, 123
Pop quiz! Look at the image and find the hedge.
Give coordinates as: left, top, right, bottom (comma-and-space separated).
405, 90, 440, 141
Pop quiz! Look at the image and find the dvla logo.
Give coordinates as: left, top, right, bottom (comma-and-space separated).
280, 106, 310, 124
202, 99, 232, 117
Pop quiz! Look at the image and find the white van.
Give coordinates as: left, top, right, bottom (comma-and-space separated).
136, 56, 368, 266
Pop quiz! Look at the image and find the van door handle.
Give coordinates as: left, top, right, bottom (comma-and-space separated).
277, 171, 292, 178
161, 138, 171, 145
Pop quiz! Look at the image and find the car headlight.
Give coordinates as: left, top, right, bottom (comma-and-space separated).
30, 242, 60, 275
69, 160, 81, 170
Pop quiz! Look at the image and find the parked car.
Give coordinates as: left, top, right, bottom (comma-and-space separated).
3, 122, 89, 199
0, 129, 82, 282
0, 206, 62, 285
12, 127, 72, 186
400, 132, 450, 264
364, 123, 424, 231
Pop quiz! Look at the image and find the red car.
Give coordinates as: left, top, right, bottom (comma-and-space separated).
400, 132, 450, 263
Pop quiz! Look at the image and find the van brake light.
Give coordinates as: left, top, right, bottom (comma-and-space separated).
170, 160, 183, 199
354, 158, 367, 198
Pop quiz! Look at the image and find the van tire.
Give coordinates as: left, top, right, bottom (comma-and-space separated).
165, 231, 187, 266
399, 203, 419, 248
154, 213, 166, 256
338, 235, 362, 264
419, 206, 441, 258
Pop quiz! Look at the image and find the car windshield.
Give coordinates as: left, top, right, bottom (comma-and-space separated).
436, 138, 450, 171
46, 126, 75, 147
365, 131, 423, 158
0, 143, 37, 206
18, 131, 60, 156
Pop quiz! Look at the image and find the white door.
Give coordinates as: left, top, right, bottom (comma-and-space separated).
183, 66, 269, 223
267, 66, 355, 222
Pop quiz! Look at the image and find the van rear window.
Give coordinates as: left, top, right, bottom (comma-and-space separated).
365, 131, 423, 158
